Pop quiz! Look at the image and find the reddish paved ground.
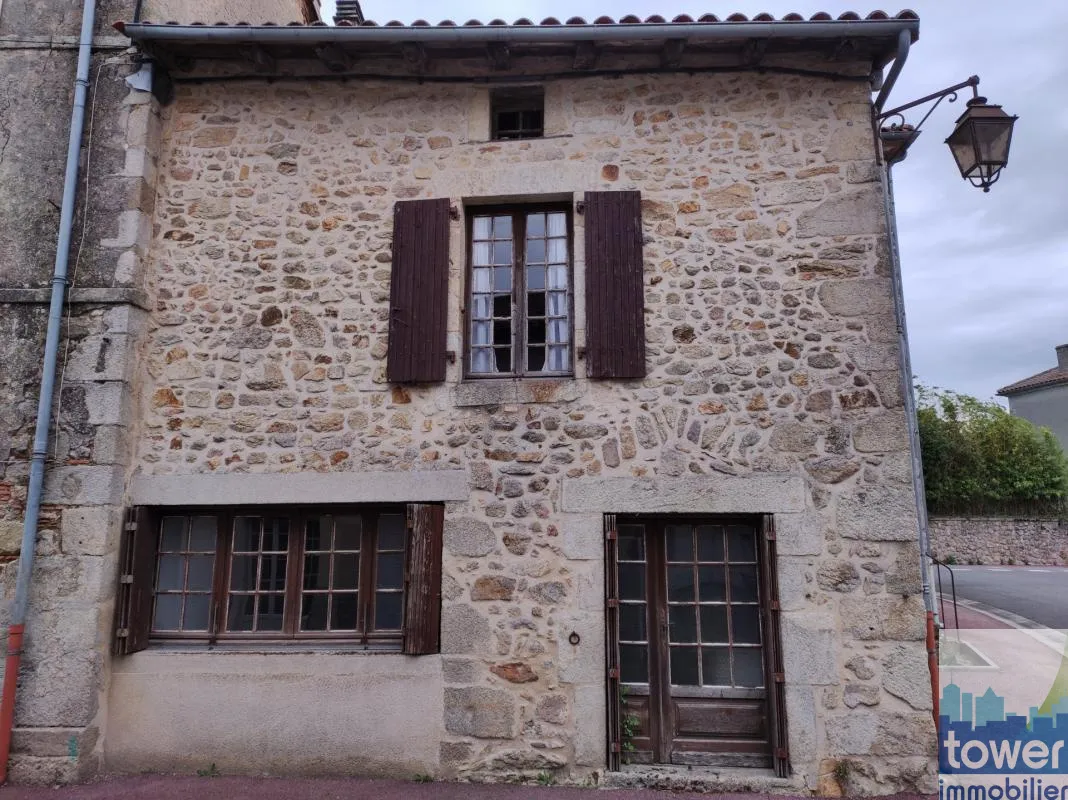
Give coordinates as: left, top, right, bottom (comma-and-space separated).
0, 776, 935, 799
939, 598, 1011, 629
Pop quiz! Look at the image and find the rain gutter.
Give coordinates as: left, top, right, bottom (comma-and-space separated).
117, 18, 919, 48
0, 0, 97, 782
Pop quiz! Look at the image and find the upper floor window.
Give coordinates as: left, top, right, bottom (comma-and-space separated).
491, 87, 545, 140
466, 207, 573, 378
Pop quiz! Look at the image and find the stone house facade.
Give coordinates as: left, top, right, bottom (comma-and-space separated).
997, 343, 1068, 454
0, 6, 936, 792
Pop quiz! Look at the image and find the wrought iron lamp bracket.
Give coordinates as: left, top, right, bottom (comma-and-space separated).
877, 75, 980, 134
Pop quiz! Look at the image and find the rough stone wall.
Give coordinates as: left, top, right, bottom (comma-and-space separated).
0, 0, 163, 783
141, 0, 309, 23
930, 517, 1068, 566
117, 68, 935, 793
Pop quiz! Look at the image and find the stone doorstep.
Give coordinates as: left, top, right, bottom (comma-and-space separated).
602, 764, 808, 795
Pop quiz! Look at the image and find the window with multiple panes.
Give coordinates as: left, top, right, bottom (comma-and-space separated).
491, 87, 545, 140
114, 504, 443, 654
466, 207, 573, 377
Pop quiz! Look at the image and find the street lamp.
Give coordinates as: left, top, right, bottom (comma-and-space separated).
877, 75, 1018, 191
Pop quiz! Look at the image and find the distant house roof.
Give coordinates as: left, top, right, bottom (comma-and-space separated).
998, 367, 1068, 397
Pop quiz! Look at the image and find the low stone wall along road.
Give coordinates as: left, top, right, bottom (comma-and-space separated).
944, 565, 1068, 629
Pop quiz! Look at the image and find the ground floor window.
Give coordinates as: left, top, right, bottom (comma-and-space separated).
605, 514, 789, 776
113, 504, 443, 655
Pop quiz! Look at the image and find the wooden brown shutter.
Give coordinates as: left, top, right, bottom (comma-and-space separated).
584, 191, 646, 379
387, 198, 451, 383
403, 503, 444, 655
604, 513, 622, 771
760, 514, 790, 778
113, 507, 158, 656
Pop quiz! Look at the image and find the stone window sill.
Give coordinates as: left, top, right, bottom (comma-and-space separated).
454, 378, 583, 407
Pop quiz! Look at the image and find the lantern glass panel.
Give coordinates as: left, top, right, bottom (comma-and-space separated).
975, 118, 1014, 166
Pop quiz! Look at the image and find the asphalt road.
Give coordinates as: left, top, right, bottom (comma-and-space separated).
945, 565, 1068, 629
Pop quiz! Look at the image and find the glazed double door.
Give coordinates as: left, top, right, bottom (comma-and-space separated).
605, 516, 788, 773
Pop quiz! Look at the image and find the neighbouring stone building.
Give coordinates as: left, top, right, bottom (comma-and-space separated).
0, 4, 938, 792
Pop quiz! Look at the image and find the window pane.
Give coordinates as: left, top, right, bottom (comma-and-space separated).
493, 267, 511, 292
305, 516, 325, 551
547, 237, 567, 263
548, 265, 567, 290
547, 212, 566, 237
187, 555, 215, 591
526, 238, 545, 264
233, 517, 260, 552
472, 321, 491, 345
333, 553, 360, 590
304, 552, 328, 590
493, 216, 512, 238
230, 556, 258, 591
259, 554, 287, 592
527, 347, 545, 372
702, 646, 732, 686
473, 217, 491, 239
494, 348, 512, 373
227, 594, 255, 631
620, 603, 646, 642
697, 526, 725, 562
527, 266, 545, 290
620, 643, 648, 683
547, 346, 569, 372
183, 595, 211, 631
258, 594, 285, 631
160, 516, 186, 551
526, 213, 545, 237
548, 319, 568, 344
189, 516, 216, 551
334, 515, 361, 550
493, 320, 511, 346
377, 553, 403, 590
153, 594, 181, 630
619, 563, 645, 601
618, 527, 645, 561
473, 241, 491, 266
472, 267, 491, 292
727, 526, 757, 562
547, 291, 567, 316
669, 605, 697, 643
733, 648, 765, 687
493, 241, 511, 266
301, 593, 328, 631
375, 592, 403, 630
493, 294, 510, 318
472, 348, 493, 373
472, 294, 491, 318
331, 592, 359, 630
378, 514, 405, 551
666, 526, 693, 561
668, 566, 694, 602
698, 565, 726, 602
700, 605, 729, 643
263, 518, 289, 552
528, 318, 545, 345
732, 605, 762, 644
157, 555, 183, 591
528, 292, 546, 316
670, 647, 699, 686
729, 565, 759, 603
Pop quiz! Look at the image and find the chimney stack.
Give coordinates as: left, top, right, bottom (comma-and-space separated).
334, 0, 365, 24
1057, 344, 1068, 370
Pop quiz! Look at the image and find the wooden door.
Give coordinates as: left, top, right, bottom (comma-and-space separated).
611, 517, 781, 769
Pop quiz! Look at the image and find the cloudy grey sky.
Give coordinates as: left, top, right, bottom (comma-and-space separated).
321, 0, 1068, 401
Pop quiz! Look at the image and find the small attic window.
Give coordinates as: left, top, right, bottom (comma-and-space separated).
491, 87, 545, 140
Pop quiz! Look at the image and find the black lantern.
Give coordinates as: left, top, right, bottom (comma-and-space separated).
945, 97, 1019, 192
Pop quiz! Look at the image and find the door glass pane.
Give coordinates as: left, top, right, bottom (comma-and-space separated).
233, 517, 260, 552
183, 595, 211, 631
727, 526, 757, 562
258, 594, 285, 631
230, 556, 258, 591
733, 648, 765, 687
732, 605, 762, 644
670, 647, 699, 686
700, 605, 729, 643
669, 605, 697, 643
304, 553, 329, 590
618, 527, 644, 561
160, 516, 186, 550
331, 593, 358, 630
667, 566, 694, 602
374, 592, 403, 630
619, 563, 645, 601
696, 525, 724, 562
153, 594, 181, 630
665, 526, 693, 561
305, 516, 324, 551
620, 643, 648, 683
620, 603, 647, 642
702, 646, 732, 686
698, 565, 726, 602
377, 514, 405, 550
333, 553, 360, 590
259, 554, 287, 592
189, 516, 217, 551
301, 593, 328, 631
729, 565, 758, 603
263, 517, 289, 552
227, 594, 255, 631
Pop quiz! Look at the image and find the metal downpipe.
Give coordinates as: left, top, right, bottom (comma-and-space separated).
0, 0, 97, 783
